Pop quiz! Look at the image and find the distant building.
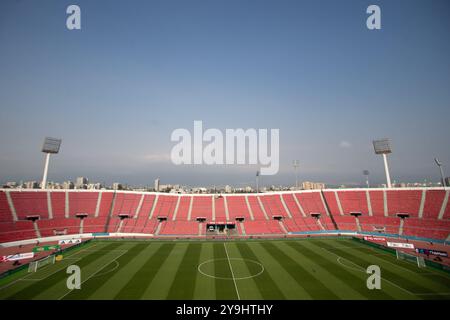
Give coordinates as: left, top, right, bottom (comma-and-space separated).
75, 177, 88, 189
24, 181, 39, 189
154, 178, 160, 192
225, 185, 232, 193
112, 183, 123, 190
302, 181, 326, 190
63, 181, 74, 189
87, 183, 102, 190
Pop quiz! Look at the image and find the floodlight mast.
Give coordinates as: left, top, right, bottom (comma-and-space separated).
40, 137, 62, 189
382, 154, 392, 188
256, 170, 260, 193
434, 158, 446, 188
293, 160, 299, 189
373, 139, 393, 188
41, 153, 51, 189
363, 170, 370, 188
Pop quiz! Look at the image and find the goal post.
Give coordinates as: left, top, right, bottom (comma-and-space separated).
28, 254, 56, 273
396, 250, 426, 268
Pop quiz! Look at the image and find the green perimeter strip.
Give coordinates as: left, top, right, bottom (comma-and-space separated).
93, 236, 354, 244
166, 243, 202, 299
6, 242, 122, 300
114, 243, 175, 300
235, 242, 286, 300
317, 240, 443, 299
286, 241, 394, 300
260, 242, 339, 300
213, 243, 238, 300
63, 243, 149, 300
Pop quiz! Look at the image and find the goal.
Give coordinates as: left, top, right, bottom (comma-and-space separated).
396, 250, 426, 268
28, 254, 56, 273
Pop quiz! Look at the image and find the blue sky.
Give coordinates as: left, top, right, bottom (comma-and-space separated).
0, 0, 449, 187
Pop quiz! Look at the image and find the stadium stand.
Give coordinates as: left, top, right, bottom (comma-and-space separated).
0, 188, 449, 243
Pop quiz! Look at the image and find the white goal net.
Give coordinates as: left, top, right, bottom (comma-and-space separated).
396, 250, 426, 268
28, 254, 56, 273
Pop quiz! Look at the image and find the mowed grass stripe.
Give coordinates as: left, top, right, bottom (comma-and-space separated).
166, 243, 202, 299
318, 240, 433, 297
235, 242, 285, 300
114, 243, 174, 300
288, 241, 394, 300
141, 242, 189, 299
249, 242, 311, 299
63, 243, 149, 300
7, 242, 122, 300
213, 243, 238, 300
260, 242, 339, 299
194, 243, 215, 299
88, 243, 161, 299
225, 242, 263, 299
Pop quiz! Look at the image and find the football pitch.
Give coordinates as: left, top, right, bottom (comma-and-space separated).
0, 238, 449, 300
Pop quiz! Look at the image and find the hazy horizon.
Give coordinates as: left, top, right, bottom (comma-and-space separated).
1, 0, 449, 187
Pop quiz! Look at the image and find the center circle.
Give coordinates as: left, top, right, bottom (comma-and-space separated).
198, 258, 264, 280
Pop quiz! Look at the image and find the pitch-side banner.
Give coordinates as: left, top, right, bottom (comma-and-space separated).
386, 242, 415, 249
363, 236, 386, 242
1, 252, 34, 261
58, 238, 81, 245
416, 248, 448, 257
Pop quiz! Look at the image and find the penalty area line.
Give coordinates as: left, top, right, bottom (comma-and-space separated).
57, 249, 127, 300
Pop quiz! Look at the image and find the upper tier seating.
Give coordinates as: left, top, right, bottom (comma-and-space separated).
295, 192, 327, 215
337, 191, 369, 214
227, 196, 251, 220
260, 195, 289, 218
10, 192, 48, 219
191, 196, 212, 220
386, 190, 422, 217
422, 190, 446, 219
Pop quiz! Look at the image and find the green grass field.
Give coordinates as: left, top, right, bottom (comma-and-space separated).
0, 238, 449, 300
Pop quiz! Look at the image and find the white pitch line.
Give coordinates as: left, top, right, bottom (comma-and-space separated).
322, 247, 415, 296
57, 250, 127, 300
223, 243, 240, 300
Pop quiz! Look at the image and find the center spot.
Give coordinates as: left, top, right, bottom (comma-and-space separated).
198, 258, 264, 280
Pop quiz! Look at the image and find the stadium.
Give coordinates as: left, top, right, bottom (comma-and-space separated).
0, 187, 449, 300
1, 0, 450, 307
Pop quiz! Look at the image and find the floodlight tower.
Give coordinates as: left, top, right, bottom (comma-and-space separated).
41, 137, 62, 189
373, 139, 393, 188
434, 158, 446, 187
293, 160, 300, 189
363, 170, 370, 188
256, 170, 260, 193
